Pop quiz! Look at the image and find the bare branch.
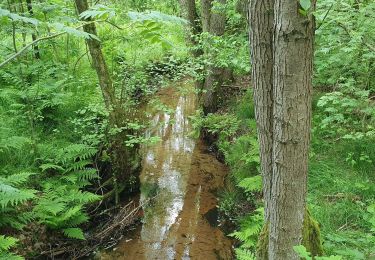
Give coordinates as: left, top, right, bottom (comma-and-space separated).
0, 20, 101, 68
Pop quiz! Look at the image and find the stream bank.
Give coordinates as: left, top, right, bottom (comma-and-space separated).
99, 80, 234, 259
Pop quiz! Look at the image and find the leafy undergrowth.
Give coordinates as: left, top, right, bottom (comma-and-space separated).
193, 85, 375, 259
309, 141, 375, 259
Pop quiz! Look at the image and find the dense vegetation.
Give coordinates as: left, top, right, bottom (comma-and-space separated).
0, 0, 374, 259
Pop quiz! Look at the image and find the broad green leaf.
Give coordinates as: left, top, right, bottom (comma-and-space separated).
300, 0, 311, 11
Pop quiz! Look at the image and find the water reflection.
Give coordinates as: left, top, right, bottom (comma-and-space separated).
139, 93, 196, 259
101, 83, 233, 260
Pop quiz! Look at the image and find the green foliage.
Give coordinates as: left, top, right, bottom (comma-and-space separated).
32, 144, 100, 232
315, 87, 374, 141
0, 0, 188, 257
127, 10, 187, 25
300, 0, 312, 11
195, 32, 251, 76
0, 236, 18, 251
208, 90, 263, 258
190, 112, 240, 139
0, 171, 36, 230
0, 173, 36, 208
62, 228, 85, 240
234, 248, 256, 260
230, 208, 264, 251
315, 1, 375, 91
293, 245, 342, 260
238, 175, 262, 193
0, 236, 23, 260
79, 4, 116, 20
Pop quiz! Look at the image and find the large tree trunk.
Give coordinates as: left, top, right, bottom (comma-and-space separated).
249, 0, 274, 224
74, 0, 117, 111
201, 0, 228, 114
269, 1, 315, 259
249, 0, 321, 259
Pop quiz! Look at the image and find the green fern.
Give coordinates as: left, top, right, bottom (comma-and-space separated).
294, 245, 343, 260
62, 228, 85, 240
3, 172, 36, 186
27, 143, 101, 239
235, 248, 256, 260
0, 236, 18, 251
0, 136, 32, 152
56, 144, 97, 165
0, 173, 36, 208
0, 236, 23, 260
230, 208, 264, 253
238, 175, 262, 193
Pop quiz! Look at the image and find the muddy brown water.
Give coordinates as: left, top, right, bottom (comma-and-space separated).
100, 81, 234, 260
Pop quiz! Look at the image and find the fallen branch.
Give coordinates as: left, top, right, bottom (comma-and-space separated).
39, 196, 155, 259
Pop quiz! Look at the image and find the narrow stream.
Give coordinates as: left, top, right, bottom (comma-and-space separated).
101, 81, 233, 260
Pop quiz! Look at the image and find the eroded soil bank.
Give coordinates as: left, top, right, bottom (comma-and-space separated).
99, 81, 234, 259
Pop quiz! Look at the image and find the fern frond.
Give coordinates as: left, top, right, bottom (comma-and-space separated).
65, 214, 89, 227
4, 172, 36, 186
62, 228, 85, 240
238, 175, 262, 193
35, 199, 66, 216
235, 248, 256, 260
76, 169, 99, 182
0, 8, 40, 25
66, 160, 92, 172
229, 208, 264, 249
0, 235, 18, 251
67, 190, 101, 204
0, 183, 36, 208
57, 144, 96, 164
40, 163, 64, 172
79, 4, 115, 20
0, 136, 32, 151
0, 252, 24, 260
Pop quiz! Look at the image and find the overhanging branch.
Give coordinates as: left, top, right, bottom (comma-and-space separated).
0, 20, 113, 68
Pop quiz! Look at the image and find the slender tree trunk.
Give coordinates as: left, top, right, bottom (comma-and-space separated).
201, 0, 212, 33
249, 0, 274, 224
18, 0, 27, 47
201, 0, 227, 114
25, 0, 40, 59
269, 2, 315, 259
74, 0, 117, 111
179, 0, 202, 57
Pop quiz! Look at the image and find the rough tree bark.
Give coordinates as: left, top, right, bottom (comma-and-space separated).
200, 0, 228, 114
249, 0, 322, 259
269, 1, 315, 259
74, 0, 117, 111
249, 0, 274, 225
